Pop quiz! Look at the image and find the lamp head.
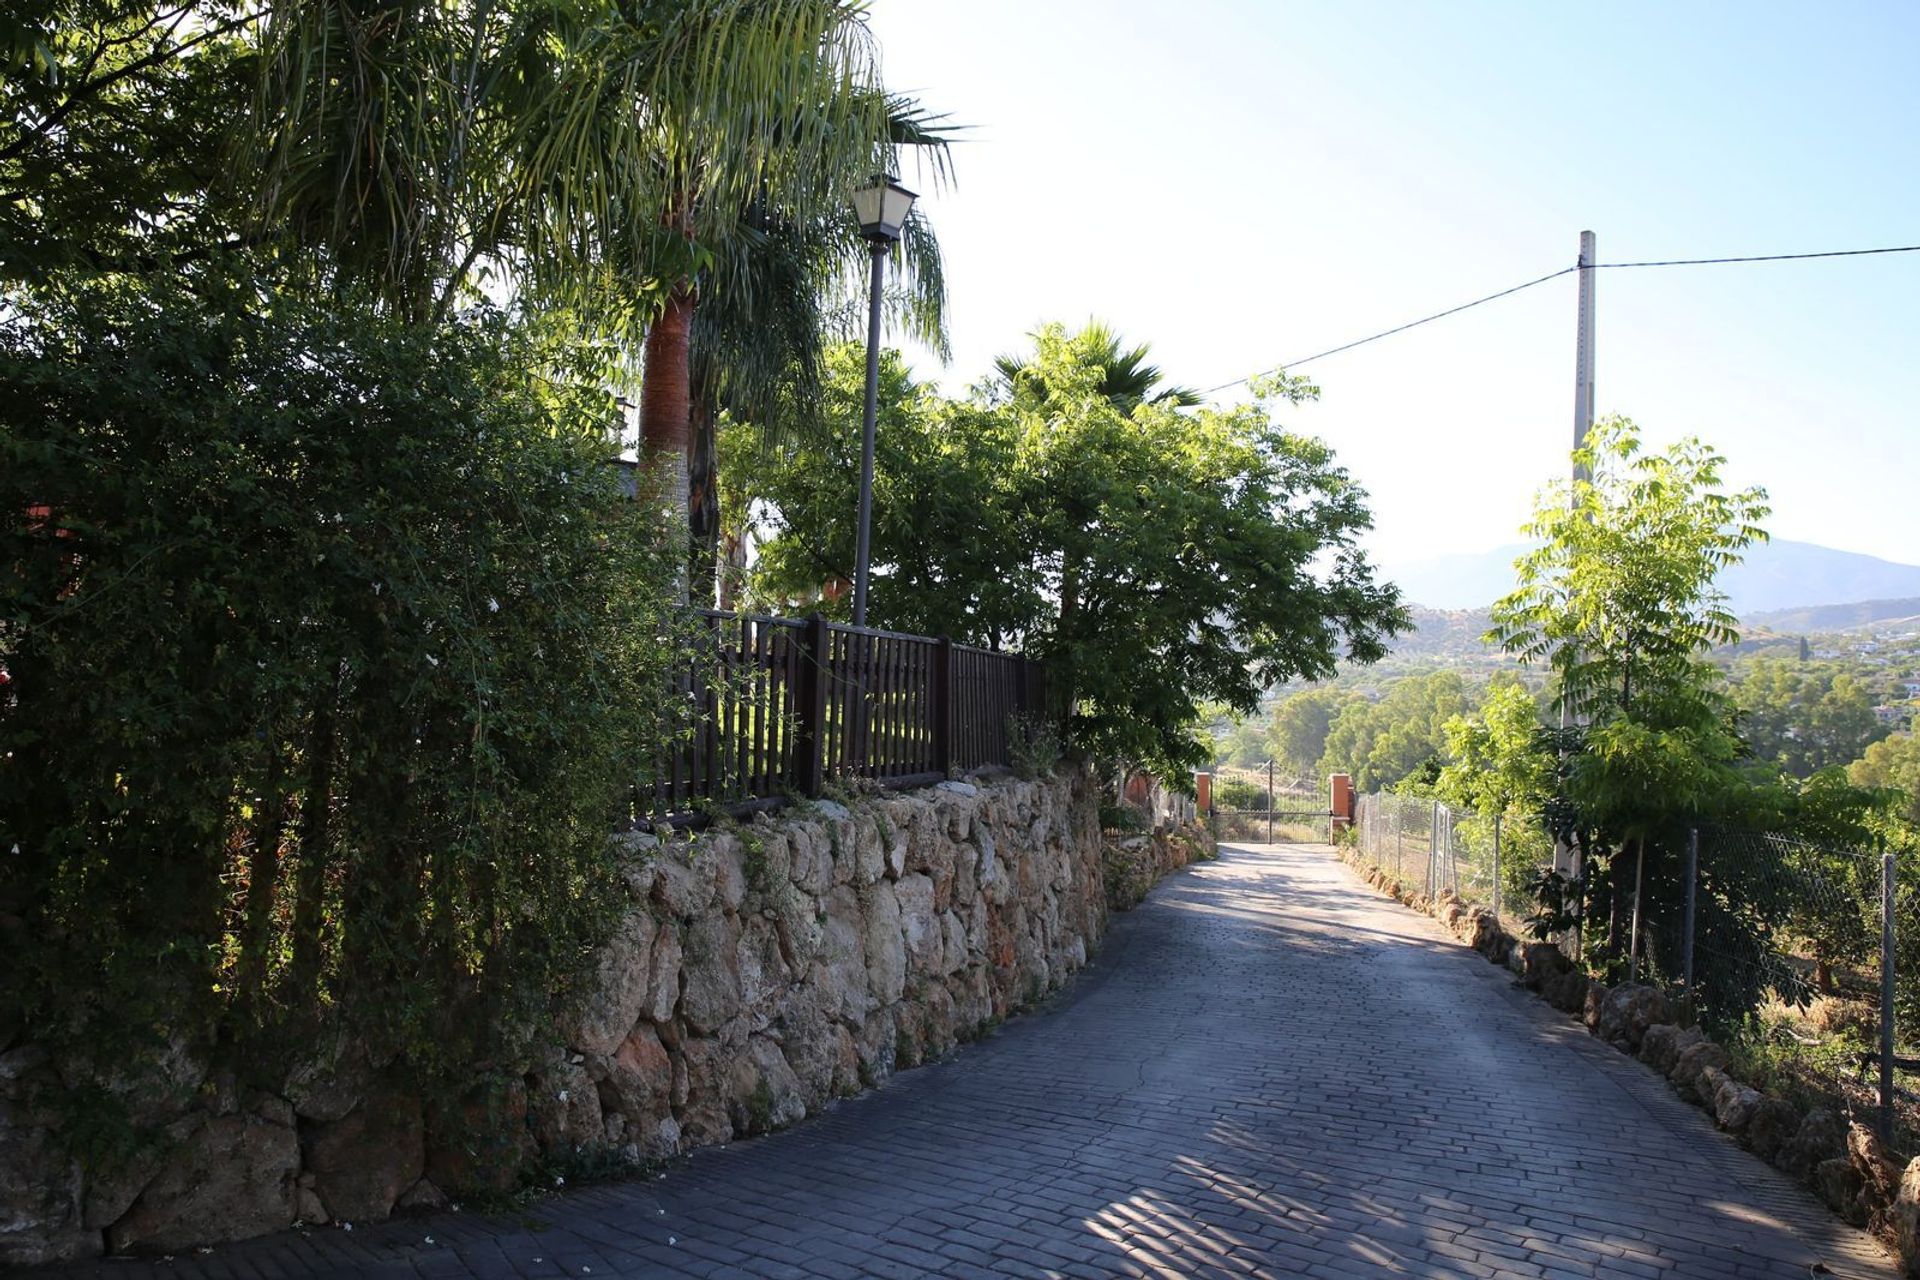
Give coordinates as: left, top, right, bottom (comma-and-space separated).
851, 173, 917, 244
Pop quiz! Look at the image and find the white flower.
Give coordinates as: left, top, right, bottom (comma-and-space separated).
488, 597, 500, 613
424, 1237, 435, 1246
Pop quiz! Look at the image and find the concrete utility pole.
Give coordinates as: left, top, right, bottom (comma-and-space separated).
1557, 231, 1597, 913
1572, 229, 1597, 479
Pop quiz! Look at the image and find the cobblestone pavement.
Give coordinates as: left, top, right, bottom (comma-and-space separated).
38, 843, 1901, 1280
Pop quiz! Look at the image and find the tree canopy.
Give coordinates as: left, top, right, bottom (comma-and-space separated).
735, 322, 1406, 779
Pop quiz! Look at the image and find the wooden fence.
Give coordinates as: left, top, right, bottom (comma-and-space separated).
636, 609, 1049, 823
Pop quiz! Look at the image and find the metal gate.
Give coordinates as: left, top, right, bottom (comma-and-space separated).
1209, 765, 1335, 845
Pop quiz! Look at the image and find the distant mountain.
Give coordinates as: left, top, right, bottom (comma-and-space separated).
1387, 605, 1497, 660
1381, 539, 1920, 617
1745, 598, 1920, 635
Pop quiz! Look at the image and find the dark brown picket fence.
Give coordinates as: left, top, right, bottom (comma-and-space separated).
635, 609, 1048, 823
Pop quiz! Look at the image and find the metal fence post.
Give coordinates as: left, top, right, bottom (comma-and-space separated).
1628, 837, 1646, 985
1267, 759, 1276, 845
1491, 814, 1503, 922
1880, 850, 1897, 1145
1395, 805, 1404, 885
793, 614, 830, 797
1429, 800, 1439, 898
1683, 827, 1699, 1002
931, 636, 954, 778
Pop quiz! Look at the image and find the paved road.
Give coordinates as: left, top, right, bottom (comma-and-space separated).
42, 844, 1900, 1280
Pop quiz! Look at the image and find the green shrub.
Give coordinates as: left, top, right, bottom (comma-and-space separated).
1006, 711, 1062, 780
1214, 778, 1268, 810
0, 277, 682, 1095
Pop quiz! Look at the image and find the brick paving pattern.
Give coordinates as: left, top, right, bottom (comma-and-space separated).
36, 843, 1901, 1279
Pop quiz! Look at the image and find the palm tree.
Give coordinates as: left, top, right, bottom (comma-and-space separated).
685, 100, 951, 604
994, 321, 1200, 412
245, 0, 951, 595
993, 322, 1198, 731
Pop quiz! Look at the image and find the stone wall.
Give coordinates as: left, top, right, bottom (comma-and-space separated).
1103, 823, 1215, 911
2, 768, 1113, 1266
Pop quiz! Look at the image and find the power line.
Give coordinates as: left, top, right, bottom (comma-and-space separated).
1200, 266, 1575, 395
1596, 244, 1920, 269
1205, 241, 1920, 397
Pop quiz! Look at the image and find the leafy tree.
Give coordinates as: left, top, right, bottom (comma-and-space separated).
0, 276, 682, 1090
1317, 671, 1473, 792
739, 323, 1406, 778
993, 320, 1199, 411
1849, 732, 1920, 829
1215, 716, 1275, 770
0, 0, 254, 281
3, 0, 947, 562
1733, 658, 1885, 777
1488, 415, 1772, 976
1267, 686, 1353, 777
1434, 679, 1553, 818
1491, 415, 1770, 725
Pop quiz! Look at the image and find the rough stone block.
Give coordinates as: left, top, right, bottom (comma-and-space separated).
109, 1110, 297, 1251
1596, 984, 1670, 1052
302, 1081, 424, 1223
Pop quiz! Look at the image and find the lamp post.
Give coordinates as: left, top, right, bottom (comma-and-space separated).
848, 173, 916, 627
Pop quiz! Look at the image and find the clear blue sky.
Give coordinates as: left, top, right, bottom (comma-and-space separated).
866, 0, 1920, 570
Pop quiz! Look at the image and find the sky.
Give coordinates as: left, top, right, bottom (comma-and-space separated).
863, 0, 1920, 571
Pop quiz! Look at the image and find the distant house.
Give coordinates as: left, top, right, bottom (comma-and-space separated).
1873, 704, 1911, 727
1902, 680, 1920, 698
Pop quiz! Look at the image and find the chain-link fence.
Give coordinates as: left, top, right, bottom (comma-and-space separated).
1357, 792, 1432, 894
1631, 828, 1915, 1155
1356, 792, 1913, 1151
1356, 794, 1556, 924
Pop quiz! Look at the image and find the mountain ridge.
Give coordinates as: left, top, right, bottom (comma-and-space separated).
1381, 538, 1920, 617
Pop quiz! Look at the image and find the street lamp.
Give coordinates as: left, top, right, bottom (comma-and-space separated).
849, 173, 916, 627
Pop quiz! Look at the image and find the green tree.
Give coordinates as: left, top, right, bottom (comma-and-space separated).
1491, 415, 1770, 725
993, 320, 1200, 411
3, 0, 947, 555
1488, 415, 1771, 976
1268, 686, 1353, 777
0, 0, 253, 281
1434, 679, 1553, 818
1216, 716, 1275, 770
1849, 732, 1920, 829
739, 323, 1406, 778
1733, 658, 1884, 777
1317, 671, 1474, 792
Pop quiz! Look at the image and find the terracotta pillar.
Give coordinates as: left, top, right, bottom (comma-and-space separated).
1329, 773, 1354, 833
1194, 771, 1212, 816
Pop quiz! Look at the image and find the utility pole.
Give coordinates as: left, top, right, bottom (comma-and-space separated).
1556, 231, 1597, 914
1573, 229, 1597, 478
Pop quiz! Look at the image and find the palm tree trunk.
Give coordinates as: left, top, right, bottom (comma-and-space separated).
641, 283, 696, 576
